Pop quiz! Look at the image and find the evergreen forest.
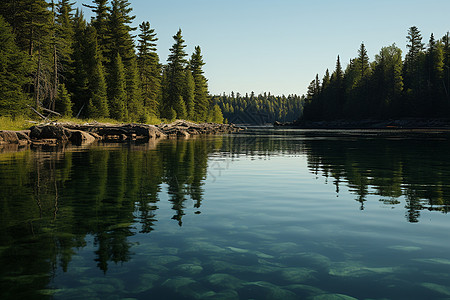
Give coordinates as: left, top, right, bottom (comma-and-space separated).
302, 26, 450, 121
212, 92, 303, 125
0, 0, 223, 123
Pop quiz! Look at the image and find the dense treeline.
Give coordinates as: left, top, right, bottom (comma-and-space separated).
302, 26, 450, 121
212, 92, 303, 124
0, 0, 223, 123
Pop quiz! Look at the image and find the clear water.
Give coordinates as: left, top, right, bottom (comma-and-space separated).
1, 129, 450, 300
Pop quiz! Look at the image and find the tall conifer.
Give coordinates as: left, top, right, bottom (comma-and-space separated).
163, 29, 188, 119
189, 46, 209, 121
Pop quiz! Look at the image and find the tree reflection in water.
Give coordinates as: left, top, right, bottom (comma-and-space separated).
1, 132, 450, 298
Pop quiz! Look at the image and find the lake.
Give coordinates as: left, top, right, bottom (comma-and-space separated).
1, 128, 450, 300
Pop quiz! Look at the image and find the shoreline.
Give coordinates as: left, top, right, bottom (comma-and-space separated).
0, 120, 242, 150
274, 118, 450, 130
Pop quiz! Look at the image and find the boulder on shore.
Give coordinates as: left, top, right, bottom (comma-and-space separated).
4, 120, 241, 147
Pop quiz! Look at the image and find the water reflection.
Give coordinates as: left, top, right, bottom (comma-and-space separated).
219, 130, 450, 222
1, 131, 450, 298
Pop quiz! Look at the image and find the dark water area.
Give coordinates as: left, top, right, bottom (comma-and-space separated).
1, 129, 450, 299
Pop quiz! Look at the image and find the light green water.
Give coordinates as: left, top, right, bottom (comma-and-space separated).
1, 129, 450, 299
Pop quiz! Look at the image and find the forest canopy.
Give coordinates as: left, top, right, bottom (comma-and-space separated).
1, 2, 448, 126
0, 0, 223, 123
301, 26, 450, 121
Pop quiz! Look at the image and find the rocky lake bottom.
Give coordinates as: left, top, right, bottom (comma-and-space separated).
1, 129, 450, 299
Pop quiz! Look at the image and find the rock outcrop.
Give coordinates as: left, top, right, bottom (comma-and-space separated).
0, 120, 242, 149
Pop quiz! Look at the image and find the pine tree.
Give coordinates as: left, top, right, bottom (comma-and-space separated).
404, 26, 425, 115
55, 0, 75, 85
356, 42, 371, 83
106, 0, 139, 121
84, 25, 109, 118
211, 104, 224, 123
125, 57, 142, 121
49, 0, 75, 111
183, 69, 195, 120
137, 21, 161, 119
189, 46, 209, 121
0, 15, 30, 117
70, 9, 89, 116
424, 33, 444, 115
442, 32, 450, 101
55, 83, 72, 116
90, 0, 109, 60
162, 29, 188, 119
108, 53, 127, 120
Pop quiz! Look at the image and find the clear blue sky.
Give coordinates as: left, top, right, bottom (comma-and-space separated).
79, 0, 450, 96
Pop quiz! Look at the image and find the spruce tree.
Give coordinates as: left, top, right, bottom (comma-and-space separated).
424, 33, 444, 115
108, 53, 127, 120
163, 29, 188, 119
90, 0, 109, 60
183, 69, 195, 120
55, 0, 75, 83
55, 83, 72, 117
84, 25, 109, 118
0, 15, 30, 117
404, 26, 425, 115
125, 57, 142, 121
356, 42, 371, 83
106, 0, 140, 121
189, 46, 209, 121
137, 21, 161, 119
211, 104, 224, 123
71, 9, 89, 116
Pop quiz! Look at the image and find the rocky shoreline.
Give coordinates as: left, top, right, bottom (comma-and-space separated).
274, 118, 450, 129
0, 120, 242, 150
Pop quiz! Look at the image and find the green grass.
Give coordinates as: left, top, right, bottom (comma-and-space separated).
0, 115, 166, 131
0, 116, 33, 131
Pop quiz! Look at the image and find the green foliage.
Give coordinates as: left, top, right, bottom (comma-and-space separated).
55, 83, 72, 117
108, 53, 127, 121
302, 26, 450, 121
138, 21, 161, 118
190, 46, 210, 122
125, 57, 142, 121
0, 1, 213, 123
213, 92, 303, 124
211, 104, 224, 124
162, 29, 188, 119
0, 15, 30, 117
55, 0, 75, 86
85, 26, 109, 119
183, 69, 195, 119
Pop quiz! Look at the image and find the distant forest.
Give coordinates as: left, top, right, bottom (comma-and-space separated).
0, 0, 224, 123
212, 92, 303, 125
302, 26, 450, 121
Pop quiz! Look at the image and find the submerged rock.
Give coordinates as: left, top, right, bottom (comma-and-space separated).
206, 273, 243, 289
388, 245, 421, 252
125, 274, 160, 294
329, 261, 396, 277
175, 263, 204, 276
242, 281, 297, 300
203, 289, 239, 300
280, 267, 317, 283
150, 255, 181, 265
226, 246, 249, 254
311, 293, 359, 300
161, 276, 196, 291
421, 282, 450, 296
413, 258, 450, 265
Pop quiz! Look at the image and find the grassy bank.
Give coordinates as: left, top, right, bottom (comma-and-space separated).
0, 115, 164, 131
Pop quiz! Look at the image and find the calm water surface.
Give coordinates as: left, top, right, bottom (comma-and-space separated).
1, 129, 450, 300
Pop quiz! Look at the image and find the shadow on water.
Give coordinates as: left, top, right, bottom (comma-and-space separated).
1, 130, 450, 298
